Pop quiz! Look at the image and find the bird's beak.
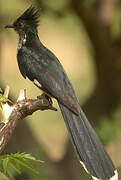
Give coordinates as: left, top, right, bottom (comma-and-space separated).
5, 24, 14, 29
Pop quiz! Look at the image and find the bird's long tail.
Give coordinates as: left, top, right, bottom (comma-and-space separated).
59, 103, 118, 180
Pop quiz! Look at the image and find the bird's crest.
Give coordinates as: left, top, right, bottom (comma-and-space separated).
15, 6, 40, 28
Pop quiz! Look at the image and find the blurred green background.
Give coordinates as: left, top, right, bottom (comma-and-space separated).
1, 0, 121, 179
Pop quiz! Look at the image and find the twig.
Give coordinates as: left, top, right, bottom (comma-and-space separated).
0, 86, 57, 153
98, 0, 119, 26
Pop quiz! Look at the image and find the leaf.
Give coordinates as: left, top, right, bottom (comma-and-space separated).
3, 157, 9, 173
22, 153, 37, 161
0, 88, 2, 93
15, 153, 42, 162
0, 153, 42, 179
11, 156, 39, 174
0, 92, 12, 104
0, 102, 2, 109
1, 95, 12, 104
0, 94, 3, 98
9, 161, 21, 174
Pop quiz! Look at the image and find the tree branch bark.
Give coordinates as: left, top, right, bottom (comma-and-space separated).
70, 0, 121, 125
0, 86, 57, 154
98, 0, 119, 26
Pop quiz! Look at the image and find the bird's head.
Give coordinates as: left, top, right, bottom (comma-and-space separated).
5, 7, 40, 35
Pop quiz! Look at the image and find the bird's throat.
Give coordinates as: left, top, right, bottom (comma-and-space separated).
18, 33, 27, 49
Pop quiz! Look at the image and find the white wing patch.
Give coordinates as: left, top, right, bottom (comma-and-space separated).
34, 79, 42, 88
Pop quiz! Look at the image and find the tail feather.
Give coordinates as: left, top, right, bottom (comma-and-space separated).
59, 102, 118, 180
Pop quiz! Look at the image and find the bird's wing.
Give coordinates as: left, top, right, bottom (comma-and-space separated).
17, 46, 80, 115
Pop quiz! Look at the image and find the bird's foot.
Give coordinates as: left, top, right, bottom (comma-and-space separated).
37, 93, 53, 105
37, 93, 57, 111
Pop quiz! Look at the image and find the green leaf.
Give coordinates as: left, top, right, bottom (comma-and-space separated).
1, 95, 12, 104
9, 161, 21, 174
16, 153, 42, 162
3, 157, 9, 173
0, 102, 2, 109
11, 156, 39, 174
0, 88, 2, 93
22, 153, 37, 161
0, 153, 42, 179
0, 91, 12, 104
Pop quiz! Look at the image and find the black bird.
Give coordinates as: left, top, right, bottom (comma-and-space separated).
5, 7, 118, 180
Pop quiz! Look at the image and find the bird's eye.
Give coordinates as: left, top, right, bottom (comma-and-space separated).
18, 22, 24, 28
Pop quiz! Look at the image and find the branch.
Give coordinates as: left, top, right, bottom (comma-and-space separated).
0, 86, 57, 153
98, 0, 119, 26
70, 0, 111, 49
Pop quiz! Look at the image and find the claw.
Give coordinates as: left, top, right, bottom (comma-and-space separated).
37, 93, 57, 111
37, 93, 53, 104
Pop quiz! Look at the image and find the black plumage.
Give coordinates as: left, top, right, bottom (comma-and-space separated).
5, 7, 118, 180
